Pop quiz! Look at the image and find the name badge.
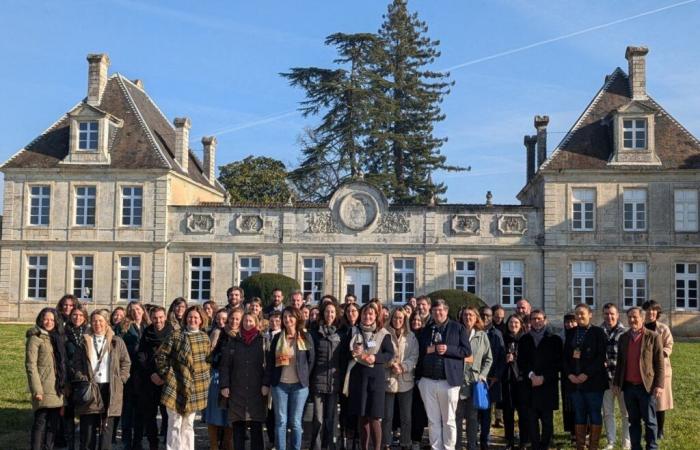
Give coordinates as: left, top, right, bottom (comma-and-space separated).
366, 341, 376, 348
573, 349, 581, 360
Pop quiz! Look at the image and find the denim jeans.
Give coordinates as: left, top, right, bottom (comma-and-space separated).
272, 382, 309, 450
569, 389, 604, 425
623, 384, 658, 450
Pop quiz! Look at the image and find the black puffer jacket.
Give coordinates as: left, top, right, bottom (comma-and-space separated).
310, 325, 342, 394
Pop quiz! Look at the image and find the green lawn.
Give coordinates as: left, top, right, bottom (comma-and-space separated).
1, 324, 698, 449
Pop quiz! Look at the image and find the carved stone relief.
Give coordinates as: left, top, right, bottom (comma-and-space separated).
305, 212, 340, 233
498, 214, 528, 235
373, 212, 410, 234
186, 213, 215, 234
451, 214, 480, 235
235, 214, 264, 234
338, 192, 379, 231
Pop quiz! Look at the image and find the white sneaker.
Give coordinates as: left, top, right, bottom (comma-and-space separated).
602, 444, 614, 450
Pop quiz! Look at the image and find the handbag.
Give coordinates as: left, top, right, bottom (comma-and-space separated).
472, 380, 490, 410
71, 379, 95, 407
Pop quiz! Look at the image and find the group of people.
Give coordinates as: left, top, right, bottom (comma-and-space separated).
25, 288, 674, 450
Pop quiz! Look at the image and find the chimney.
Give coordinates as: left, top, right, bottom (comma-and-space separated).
524, 135, 537, 182
202, 136, 217, 185
87, 53, 110, 106
625, 46, 649, 100
173, 117, 191, 173
132, 79, 144, 90
535, 115, 549, 168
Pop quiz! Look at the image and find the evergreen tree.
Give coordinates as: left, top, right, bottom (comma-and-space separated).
218, 156, 291, 204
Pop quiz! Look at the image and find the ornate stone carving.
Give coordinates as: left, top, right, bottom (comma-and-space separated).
235, 214, 264, 234
305, 212, 340, 233
186, 213, 215, 234
338, 192, 379, 231
498, 214, 528, 235
451, 214, 480, 235
373, 212, 410, 234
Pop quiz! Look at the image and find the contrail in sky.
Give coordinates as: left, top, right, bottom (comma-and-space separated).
443, 0, 698, 72
206, 110, 299, 137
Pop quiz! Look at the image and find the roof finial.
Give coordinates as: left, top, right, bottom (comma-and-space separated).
486, 191, 493, 207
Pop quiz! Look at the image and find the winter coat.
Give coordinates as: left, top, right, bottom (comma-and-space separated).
499, 332, 524, 410
460, 329, 492, 399
25, 326, 65, 410
156, 329, 211, 415
563, 325, 608, 393
613, 328, 664, 395
219, 332, 267, 422
653, 321, 674, 411
347, 329, 394, 417
384, 328, 419, 394
310, 325, 342, 394
69, 328, 131, 417
263, 333, 315, 388
517, 329, 563, 411
485, 326, 506, 403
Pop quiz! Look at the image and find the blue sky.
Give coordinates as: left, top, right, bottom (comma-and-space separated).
1, 0, 699, 210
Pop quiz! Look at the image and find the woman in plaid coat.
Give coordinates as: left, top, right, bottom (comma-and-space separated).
156, 305, 211, 450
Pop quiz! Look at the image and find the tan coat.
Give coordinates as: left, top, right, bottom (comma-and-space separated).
613, 328, 664, 394
25, 327, 65, 410
655, 321, 674, 411
384, 328, 419, 393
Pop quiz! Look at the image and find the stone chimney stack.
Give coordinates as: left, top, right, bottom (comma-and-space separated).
626, 46, 649, 100
524, 135, 537, 182
87, 53, 110, 106
202, 136, 217, 185
535, 115, 549, 168
173, 117, 191, 173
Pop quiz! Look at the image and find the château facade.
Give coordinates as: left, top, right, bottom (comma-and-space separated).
1, 47, 699, 335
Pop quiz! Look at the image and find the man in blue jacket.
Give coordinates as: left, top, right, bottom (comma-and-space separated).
417, 298, 472, 450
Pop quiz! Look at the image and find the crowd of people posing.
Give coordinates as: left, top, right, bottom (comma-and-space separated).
25, 288, 674, 450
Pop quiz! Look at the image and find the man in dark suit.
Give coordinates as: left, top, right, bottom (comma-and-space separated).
613, 307, 664, 450
517, 310, 563, 450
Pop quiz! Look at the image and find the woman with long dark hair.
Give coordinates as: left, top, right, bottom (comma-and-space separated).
409, 310, 429, 448
338, 302, 360, 449
63, 303, 89, 450
500, 313, 527, 450
26, 307, 67, 450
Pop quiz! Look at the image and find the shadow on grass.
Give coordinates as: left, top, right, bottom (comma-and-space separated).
0, 407, 32, 450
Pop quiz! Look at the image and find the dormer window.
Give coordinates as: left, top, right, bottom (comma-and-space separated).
78, 121, 99, 150
623, 119, 646, 149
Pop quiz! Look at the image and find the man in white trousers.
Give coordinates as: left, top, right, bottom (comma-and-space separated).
602, 303, 631, 450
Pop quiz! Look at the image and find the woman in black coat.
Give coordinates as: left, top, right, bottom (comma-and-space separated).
346, 302, 394, 450
309, 302, 342, 450
63, 303, 89, 450
500, 314, 528, 450
338, 303, 360, 449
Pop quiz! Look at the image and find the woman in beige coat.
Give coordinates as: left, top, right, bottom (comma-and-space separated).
643, 300, 673, 439
26, 307, 66, 450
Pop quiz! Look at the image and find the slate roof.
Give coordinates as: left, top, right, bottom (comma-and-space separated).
2, 75, 223, 191
542, 68, 700, 171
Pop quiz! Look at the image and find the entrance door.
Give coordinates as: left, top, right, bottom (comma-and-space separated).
344, 267, 374, 304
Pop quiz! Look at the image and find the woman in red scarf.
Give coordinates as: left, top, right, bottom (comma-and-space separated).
219, 312, 267, 450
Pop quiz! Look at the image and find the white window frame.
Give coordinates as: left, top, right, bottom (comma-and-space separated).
75, 186, 97, 226
239, 256, 261, 282
500, 260, 524, 306
190, 256, 212, 302
675, 263, 698, 310
73, 255, 94, 301
623, 119, 647, 149
623, 189, 647, 231
572, 188, 595, 231
29, 185, 51, 226
623, 262, 647, 308
27, 254, 49, 300
78, 120, 99, 150
393, 258, 416, 303
119, 255, 141, 301
303, 257, 325, 303
121, 186, 143, 227
454, 259, 477, 294
571, 261, 596, 307
674, 189, 698, 232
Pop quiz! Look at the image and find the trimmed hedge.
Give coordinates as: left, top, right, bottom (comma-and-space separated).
240, 273, 300, 307
425, 289, 487, 320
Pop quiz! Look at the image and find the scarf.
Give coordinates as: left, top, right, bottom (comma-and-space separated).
275, 332, 307, 367
319, 324, 337, 337
143, 322, 173, 348
66, 322, 88, 346
530, 326, 546, 347
241, 327, 259, 346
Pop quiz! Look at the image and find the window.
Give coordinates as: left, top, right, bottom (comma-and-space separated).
572, 188, 595, 231
75, 186, 96, 226
623, 119, 646, 149
623, 262, 647, 308
500, 260, 524, 306
454, 260, 477, 293
303, 258, 324, 303
73, 256, 94, 301
190, 256, 211, 301
675, 263, 698, 310
78, 121, 99, 150
29, 185, 51, 226
121, 186, 143, 226
572, 261, 596, 307
393, 258, 415, 303
674, 189, 698, 232
119, 256, 141, 301
27, 255, 48, 300
239, 257, 261, 282
623, 189, 646, 231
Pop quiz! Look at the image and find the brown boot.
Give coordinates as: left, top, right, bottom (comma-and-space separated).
575, 424, 588, 450
588, 424, 603, 450
221, 427, 233, 450
208, 425, 220, 450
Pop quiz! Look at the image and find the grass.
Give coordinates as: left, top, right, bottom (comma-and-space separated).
1, 324, 698, 449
